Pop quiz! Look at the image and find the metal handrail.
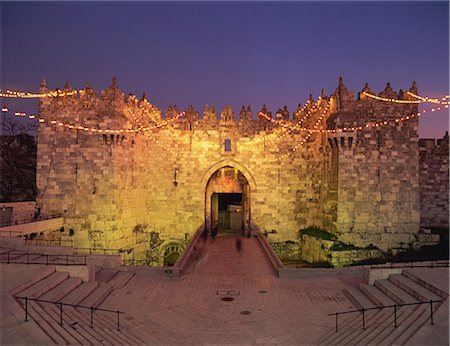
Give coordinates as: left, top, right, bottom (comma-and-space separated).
0, 229, 24, 237
25, 238, 74, 247
16, 296, 125, 331
122, 259, 152, 266
0, 214, 61, 227
0, 251, 87, 266
75, 247, 124, 255
329, 299, 442, 332
369, 260, 449, 269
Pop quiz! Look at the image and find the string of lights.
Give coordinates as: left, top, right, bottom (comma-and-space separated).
243, 99, 322, 149
362, 91, 420, 104
406, 92, 449, 105
362, 91, 449, 105
7, 102, 183, 134
255, 103, 447, 163
0, 89, 80, 98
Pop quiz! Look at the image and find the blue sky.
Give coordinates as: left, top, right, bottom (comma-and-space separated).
1, 1, 449, 137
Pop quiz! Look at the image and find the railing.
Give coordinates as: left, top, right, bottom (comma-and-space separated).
16, 296, 125, 331
0, 252, 87, 265
370, 260, 449, 269
329, 299, 442, 332
74, 247, 124, 256
0, 229, 24, 237
122, 259, 152, 266
0, 214, 61, 228
25, 238, 74, 247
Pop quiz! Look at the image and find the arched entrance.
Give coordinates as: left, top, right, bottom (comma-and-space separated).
163, 243, 183, 266
204, 165, 251, 236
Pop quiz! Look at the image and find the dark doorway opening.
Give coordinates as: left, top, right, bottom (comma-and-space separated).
212, 193, 243, 233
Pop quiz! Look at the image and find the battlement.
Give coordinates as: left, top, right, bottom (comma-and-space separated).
38, 77, 419, 132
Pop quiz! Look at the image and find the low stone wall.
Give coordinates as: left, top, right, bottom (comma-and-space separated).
269, 240, 299, 261
299, 234, 382, 267
298, 234, 334, 263
331, 249, 381, 267
363, 267, 403, 285
279, 266, 363, 279
0, 217, 64, 236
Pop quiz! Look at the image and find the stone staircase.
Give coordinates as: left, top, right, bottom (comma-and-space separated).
319, 267, 449, 345
11, 267, 144, 345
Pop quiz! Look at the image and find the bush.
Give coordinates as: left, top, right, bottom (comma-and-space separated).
330, 242, 358, 251
365, 243, 379, 250
69, 228, 75, 236
299, 226, 337, 241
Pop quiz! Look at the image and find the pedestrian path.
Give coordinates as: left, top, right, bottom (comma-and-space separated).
1, 235, 448, 345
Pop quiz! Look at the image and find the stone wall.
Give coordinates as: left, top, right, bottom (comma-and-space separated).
0, 201, 35, 224
419, 132, 449, 229
35, 77, 433, 264
327, 80, 420, 251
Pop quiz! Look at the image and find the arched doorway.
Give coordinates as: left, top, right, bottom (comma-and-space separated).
163, 244, 183, 266
205, 166, 251, 236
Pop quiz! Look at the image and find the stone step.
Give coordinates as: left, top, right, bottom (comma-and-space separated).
354, 306, 414, 345
407, 298, 449, 345
368, 306, 426, 345
107, 271, 135, 288
39, 277, 83, 301
27, 301, 82, 345
403, 268, 449, 299
389, 274, 442, 302
343, 309, 405, 346
343, 287, 377, 309
79, 284, 114, 308
59, 281, 98, 305
45, 304, 116, 346
16, 272, 69, 299
10, 266, 55, 295
359, 283, 396, 307
374, 279, 419, 305
326, 309, 386, 345
95, 268, 118, 284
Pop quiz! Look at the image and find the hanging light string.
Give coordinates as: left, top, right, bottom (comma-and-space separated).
243, 98, 322, 148
0, 89, 80, 98
362, 91, 420, 104
307, 104, 447, 134
257, 103, 448, 163
19, 112, 183, 134
362, 91, 449, 105
144, 131, 183, 158
253, 100, 331, 162
259, 98, 331, 132
406, 91, 449, 105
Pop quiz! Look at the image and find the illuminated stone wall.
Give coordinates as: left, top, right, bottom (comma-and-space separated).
36, 77, 437, 262
419, 132, 449, 229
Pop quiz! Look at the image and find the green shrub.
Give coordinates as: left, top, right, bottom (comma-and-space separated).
330, 242, 358, 251
59, 227, 65, 233
69, 228, 75, 236
299, 226, 337, 241
365, 243, 379, 250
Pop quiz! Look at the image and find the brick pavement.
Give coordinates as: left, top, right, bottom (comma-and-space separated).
1, 235, 447, 345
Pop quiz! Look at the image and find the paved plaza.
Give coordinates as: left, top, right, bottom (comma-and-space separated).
1, 234, 448, 345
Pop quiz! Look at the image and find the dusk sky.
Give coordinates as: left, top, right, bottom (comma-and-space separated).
1, 1, 449, 138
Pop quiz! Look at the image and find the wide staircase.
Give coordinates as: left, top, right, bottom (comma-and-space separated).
9, 266, 148, 345
319, 267, 449, 345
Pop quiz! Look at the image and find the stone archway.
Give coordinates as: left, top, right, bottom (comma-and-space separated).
160, 241, 184, 266
204, 164, 253, 236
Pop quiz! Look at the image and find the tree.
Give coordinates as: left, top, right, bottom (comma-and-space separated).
0, 116, 37, 202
